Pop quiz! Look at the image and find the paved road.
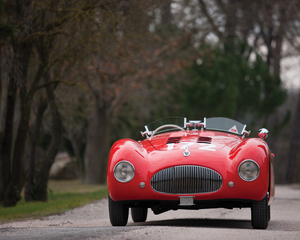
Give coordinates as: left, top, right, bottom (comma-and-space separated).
1, 185, 300, 240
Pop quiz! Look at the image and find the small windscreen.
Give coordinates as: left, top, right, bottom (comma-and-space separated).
145, 117, 185, 135
205, 117, 246, 135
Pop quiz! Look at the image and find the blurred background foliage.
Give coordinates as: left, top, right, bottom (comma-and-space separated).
1, 0, 300, 207
151, 43, 287, 120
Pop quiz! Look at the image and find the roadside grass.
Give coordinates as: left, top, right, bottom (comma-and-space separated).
0, 180, 108, 222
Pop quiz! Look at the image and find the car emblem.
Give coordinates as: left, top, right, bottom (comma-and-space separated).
183, 144, 190, 157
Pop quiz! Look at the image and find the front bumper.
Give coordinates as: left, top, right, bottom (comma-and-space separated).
108, 163, 269, 203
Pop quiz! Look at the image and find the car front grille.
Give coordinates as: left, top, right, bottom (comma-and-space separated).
151, 165, 222, 194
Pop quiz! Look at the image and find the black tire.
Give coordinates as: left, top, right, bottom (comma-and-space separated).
108, 195, 129, 226
251, 195, 269, 229
267, 205, 271, 222
131, 208, 148, 223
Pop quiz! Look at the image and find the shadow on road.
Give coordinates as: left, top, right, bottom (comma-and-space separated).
128, 218, 252, 229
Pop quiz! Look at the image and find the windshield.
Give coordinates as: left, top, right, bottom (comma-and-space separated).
205, 117, 246, 135
144, 117, 186, 135
142, 117, 248, 137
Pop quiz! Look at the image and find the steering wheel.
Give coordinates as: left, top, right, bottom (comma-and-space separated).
151, 124, 184, 138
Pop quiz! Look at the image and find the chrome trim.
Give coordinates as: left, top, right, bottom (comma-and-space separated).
241, 125, 251, 138
151, 124, 184, 138
241, 124, 247, 135
113, 161, 135, 183
141, 125, 152, 138
183, 144, 190, 157
238, 159, 260, 182
258, 128, 269, 139
228, 181, 234, 188
183, 148, 190, 157
151, 165, 223, 194
139, 182, 146, 188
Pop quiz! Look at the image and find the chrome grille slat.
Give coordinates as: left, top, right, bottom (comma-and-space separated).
151, 165, 222, 194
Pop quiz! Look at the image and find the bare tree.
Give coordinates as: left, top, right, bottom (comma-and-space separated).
79, 0, 195, 184
195, 0, 300, 75
0, 0, 108, 206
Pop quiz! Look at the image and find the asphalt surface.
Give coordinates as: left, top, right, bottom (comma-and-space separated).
1, 185, 300, 240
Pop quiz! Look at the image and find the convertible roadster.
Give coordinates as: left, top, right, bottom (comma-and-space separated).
107, 117, 275, 229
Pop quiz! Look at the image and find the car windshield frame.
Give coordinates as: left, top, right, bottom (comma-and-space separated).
142, 117, 248, 137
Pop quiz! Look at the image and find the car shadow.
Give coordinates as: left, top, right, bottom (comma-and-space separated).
128, 218, 252, 229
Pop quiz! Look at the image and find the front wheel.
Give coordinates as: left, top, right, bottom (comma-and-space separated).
131, 208, 148, 222
108, 195, 129, 226
251, 195, 269, 229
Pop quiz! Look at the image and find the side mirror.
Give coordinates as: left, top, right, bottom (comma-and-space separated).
258, 128, 269, 140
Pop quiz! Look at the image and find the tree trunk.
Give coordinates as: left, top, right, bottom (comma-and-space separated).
284, 91, 300, 183
37, 83, 62, 201
0, 73, 17, 204
69, 122, 87, 180
24, 81, 62, 201
24, 97, 48, 201
161, 0, 172, 25
224, 0, 238, 50
2, 97, 30, 206
2, 41, 32, 206
85, 105, 110, 184
273, 34, 282, 76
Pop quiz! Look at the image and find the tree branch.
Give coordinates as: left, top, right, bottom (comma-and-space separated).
198, 0, 223, 40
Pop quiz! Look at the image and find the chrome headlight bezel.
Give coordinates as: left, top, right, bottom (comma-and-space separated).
113, 161, 135, 183
238, 159, 260, 182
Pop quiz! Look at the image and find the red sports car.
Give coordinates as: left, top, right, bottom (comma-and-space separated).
107, 117, 275, 229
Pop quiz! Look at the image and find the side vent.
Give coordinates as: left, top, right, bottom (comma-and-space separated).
167, 137, 182, 144
197, 137, 212, 143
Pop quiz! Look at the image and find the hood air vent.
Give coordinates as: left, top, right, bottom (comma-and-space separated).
197, 137, 212, 143
167, 137, 182, 144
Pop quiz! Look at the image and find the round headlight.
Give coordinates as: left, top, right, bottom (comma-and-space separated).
238, 160, 260, 181
114, 161, 135, 183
